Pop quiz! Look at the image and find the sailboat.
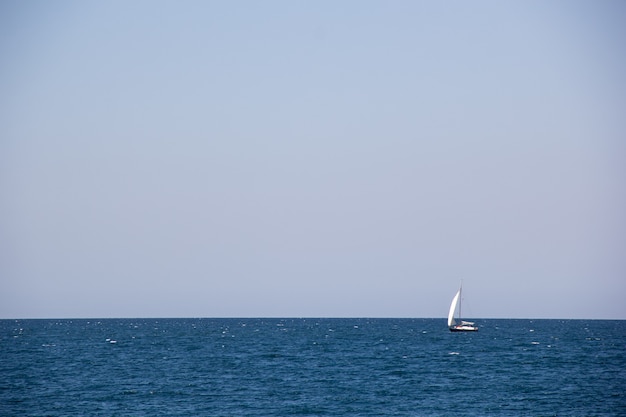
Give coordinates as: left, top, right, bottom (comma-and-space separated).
448, 284, 478, 332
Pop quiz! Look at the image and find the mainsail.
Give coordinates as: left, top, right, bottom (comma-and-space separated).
447, 289, 461, 327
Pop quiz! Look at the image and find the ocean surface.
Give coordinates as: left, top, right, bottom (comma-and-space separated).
1, 318, 625, 416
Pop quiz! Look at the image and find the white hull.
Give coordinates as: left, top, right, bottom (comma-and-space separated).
449, 325, 478, 332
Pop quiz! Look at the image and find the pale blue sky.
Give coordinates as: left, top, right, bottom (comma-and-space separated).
1, 1, 624, 319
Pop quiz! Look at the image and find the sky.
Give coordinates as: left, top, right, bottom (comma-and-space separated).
1, 1, 625, 319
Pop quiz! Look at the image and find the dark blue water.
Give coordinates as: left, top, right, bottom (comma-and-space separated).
1, 318, 625, 416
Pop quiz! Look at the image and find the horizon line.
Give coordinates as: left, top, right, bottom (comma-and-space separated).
2, 316, 624, 321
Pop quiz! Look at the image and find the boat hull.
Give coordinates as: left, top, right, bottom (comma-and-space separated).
449, 326, 478, 332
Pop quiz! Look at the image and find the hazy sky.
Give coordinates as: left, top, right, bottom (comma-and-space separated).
1, 1, 624, 319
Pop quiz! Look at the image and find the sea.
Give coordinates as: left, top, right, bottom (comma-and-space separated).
1, 318, 624, 416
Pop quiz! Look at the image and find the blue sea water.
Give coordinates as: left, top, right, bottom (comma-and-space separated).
1, 318, 625, 416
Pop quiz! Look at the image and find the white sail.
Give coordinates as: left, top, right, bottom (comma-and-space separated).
447, 289, 461, 327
